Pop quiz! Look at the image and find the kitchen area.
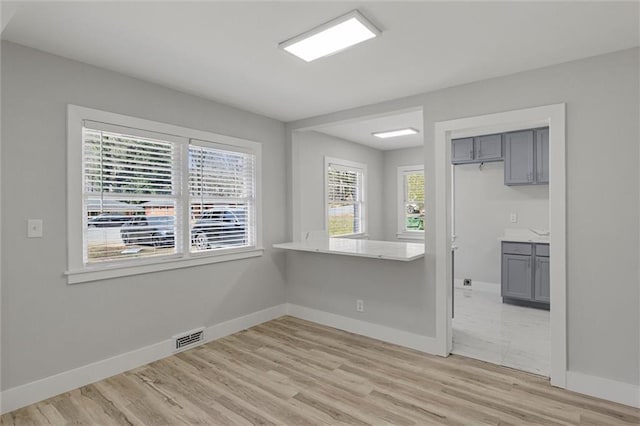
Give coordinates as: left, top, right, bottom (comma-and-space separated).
451, 127, 551, 376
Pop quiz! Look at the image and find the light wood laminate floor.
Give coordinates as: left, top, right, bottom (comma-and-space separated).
2, 316, 639, 425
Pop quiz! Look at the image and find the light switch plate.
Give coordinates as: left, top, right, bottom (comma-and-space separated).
27, 219, 43, 238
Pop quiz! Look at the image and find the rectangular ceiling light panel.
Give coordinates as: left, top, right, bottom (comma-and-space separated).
279, 10, 380, 62
372, 128, 419, 139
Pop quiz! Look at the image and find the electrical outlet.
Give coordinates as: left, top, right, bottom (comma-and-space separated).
27, 219, 43, 238
356, 299, 364, 312
510, 213, 518, 223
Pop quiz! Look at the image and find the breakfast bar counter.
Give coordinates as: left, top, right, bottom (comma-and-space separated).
273, 238, 424, 261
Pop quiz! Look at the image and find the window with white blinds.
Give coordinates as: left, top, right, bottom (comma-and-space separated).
189, 142, 256, 252
69, 106, 261, 281
83, 124, 180, 264
326, 158, 366, 237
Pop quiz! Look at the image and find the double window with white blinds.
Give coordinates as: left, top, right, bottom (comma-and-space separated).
68, 106, 261, 281
325, 158, 366, 237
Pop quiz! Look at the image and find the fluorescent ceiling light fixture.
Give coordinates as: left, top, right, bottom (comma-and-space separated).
372, 128, 420, 139
279, 10, 380, 62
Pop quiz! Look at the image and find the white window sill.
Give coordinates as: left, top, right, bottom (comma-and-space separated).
396, 232, 425, 241
65, 247, 264, 284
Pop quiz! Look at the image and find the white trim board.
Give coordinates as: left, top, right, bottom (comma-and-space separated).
0, 304, 287, 414
285, 303, 440, 355
434, 104, 567, 387
566, 371, 640, 409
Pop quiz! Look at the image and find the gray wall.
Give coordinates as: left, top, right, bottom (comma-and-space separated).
287, 138, 429, 334
288, 48, 640, 386
382, 146, 424, 241
285, 253, 429, 335
1, 41, 287, 390
454, 162, 549, 284
292, 131, 384, 240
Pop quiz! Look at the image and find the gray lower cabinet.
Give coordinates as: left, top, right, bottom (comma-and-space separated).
534, 256, 550, 303
502, 254, 533, 300
501, 242, 550, 308
504, 128, 549, 185
452, 134, 502, 164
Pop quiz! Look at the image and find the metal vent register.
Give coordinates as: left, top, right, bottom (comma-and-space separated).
174, 328, 204, 351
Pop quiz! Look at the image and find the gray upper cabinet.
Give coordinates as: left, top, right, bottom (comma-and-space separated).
502, 253, 532, 300
452, 134, 502, 164
535, 128, 549, 184
451, 138, 474, 163
474, 134, 502, 161
504, 130, 534, 185
453, 127, 548, 184
504, 128, 549, 186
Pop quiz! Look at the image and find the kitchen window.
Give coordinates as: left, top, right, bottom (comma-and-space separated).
397, 165, 424, 239
325, 157, 366, 237
67, 105, 262, 284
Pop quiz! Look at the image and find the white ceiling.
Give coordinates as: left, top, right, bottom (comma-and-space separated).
313, 109, 423, 150
2, 2, 638, 122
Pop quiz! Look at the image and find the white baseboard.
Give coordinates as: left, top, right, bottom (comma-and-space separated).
566, 371, 640, 408
285, 303, 440, 355
0, 304, 287, 414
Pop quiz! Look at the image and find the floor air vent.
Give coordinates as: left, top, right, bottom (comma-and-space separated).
174, 328, 204, 351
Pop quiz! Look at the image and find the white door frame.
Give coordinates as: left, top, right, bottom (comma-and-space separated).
434, 104, 567, 388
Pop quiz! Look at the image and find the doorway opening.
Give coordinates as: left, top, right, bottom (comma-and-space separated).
451, 128, 551, 376
434, 104, 566, 387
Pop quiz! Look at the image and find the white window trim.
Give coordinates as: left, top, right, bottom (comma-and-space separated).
66, 105, 263, 284
324, 156, 367, 238
397, 165, 425, 240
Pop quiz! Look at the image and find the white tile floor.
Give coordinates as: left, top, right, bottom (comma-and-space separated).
452, 280, 550, 376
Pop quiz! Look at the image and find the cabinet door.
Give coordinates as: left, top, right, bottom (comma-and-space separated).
502, 254, 533, 300
474, 134, 502, 161
535, 128, 549, 184
504, 130, 534, 185
451, 138, 474, 163
534, 256, 550, 303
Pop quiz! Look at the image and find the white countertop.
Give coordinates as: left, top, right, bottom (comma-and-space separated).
498, 229, 549, 244
273, 238, 425, 261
